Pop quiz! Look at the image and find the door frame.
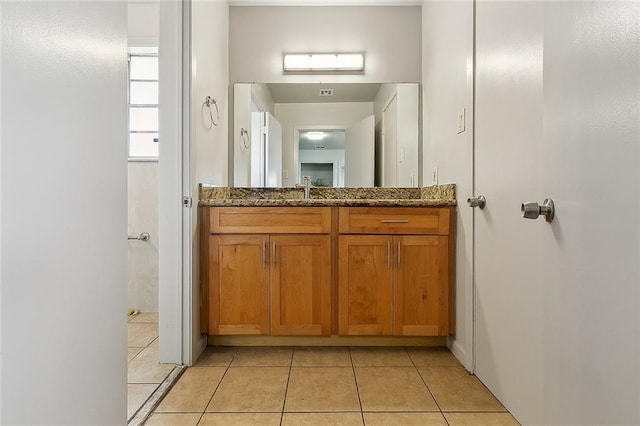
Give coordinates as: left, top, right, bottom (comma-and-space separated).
158, 0, 195, 365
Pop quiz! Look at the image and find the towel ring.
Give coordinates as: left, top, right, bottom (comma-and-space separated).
201, 96, 219, 129
240, 128, 249, 151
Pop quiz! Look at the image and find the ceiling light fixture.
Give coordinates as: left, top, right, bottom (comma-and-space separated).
284, 53, 364, 72
307, 132, 326, 141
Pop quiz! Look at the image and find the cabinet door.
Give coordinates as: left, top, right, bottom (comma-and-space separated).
209, 235, 270, 335
271, 235, 331, 336
338, 235, 393, 335
394, 236, 449, 336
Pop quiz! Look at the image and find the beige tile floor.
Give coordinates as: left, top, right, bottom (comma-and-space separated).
145, 346, 519, 426
128, 312, 175, 422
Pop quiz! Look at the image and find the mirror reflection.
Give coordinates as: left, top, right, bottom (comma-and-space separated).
299, 130, 346, 187
232, 83, 419, 188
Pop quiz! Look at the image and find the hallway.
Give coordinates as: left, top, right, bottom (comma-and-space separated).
145, 346, 517, 425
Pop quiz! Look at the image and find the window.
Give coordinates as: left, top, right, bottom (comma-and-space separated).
128, 50, 158, 160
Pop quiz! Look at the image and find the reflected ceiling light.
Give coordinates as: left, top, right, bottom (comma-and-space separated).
307, 132, 326, 141
283, 53, 364, 72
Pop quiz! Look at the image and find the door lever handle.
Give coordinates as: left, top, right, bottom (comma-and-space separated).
521, 198, 555, 223
467, 195, 486, 209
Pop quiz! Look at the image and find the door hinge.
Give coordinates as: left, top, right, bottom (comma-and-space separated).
183, 196, 192, 208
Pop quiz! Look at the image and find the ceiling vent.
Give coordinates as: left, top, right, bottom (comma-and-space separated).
319, 89, 334, 97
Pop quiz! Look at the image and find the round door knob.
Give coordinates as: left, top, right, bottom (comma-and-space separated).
521, 198, 555, 222
467, 195, 486, 209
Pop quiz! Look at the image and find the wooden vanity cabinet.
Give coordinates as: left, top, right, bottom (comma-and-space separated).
270, 235, 331, 336
201, 205, 455, 339
338, 207, 454, 337
202, 207, 332, 336
209, 235, 270, 335
338, 236, 394, 335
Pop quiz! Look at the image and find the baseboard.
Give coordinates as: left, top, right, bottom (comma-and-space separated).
208, 335, 447, 347
448, 336, 471, 372
191, 334, 208, 366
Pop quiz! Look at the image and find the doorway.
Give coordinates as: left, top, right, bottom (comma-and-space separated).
298, 129, 346, 188
126, 0, 188, 422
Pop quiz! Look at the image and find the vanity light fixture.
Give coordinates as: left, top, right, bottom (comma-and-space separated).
283, 53, 365, 72
307, 132, 326, 141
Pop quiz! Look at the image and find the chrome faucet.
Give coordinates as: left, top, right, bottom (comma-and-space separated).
296, 176, 312, 199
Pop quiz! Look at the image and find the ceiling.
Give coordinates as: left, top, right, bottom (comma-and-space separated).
299, 130, 345, 150
266, 83, 382, 103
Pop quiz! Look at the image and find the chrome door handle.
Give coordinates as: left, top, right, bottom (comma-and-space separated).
387, 241, 391, 269
380, 219, 409, 223
272, 242, 276, 267
397, 241, 401, 266
262, 240, 267, 269
467, 195, 486, 209
521, 198, 555, 223
128, 232, 150, 241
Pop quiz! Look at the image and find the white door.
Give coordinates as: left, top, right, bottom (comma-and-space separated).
1, 1, 127, 422
265, 112, 282, 187
345, 115, 375, 187
474, 2, 640, 424
382, 96, 398, 187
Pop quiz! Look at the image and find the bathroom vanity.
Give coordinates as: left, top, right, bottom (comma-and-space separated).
199, 185, 456, 343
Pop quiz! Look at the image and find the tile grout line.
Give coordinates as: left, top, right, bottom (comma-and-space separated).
279, 348, 295, 426
348, 347, 366, 426
405, 347, 450, 425
195, 349, 237, 425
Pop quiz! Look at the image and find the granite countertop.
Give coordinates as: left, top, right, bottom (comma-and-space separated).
198, 185, 457, 207
200, 198, 455, 207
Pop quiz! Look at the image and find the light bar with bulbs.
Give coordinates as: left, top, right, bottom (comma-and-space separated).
283, 53, 365, 72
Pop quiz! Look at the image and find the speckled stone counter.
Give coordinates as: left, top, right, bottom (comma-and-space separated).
198, 184, 456, 207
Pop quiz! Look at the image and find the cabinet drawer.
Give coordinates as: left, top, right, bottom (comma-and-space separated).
210, 207, 332, 234
338, 207, 450, 235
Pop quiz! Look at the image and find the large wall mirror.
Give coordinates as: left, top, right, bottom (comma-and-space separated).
232, 83, 420, 188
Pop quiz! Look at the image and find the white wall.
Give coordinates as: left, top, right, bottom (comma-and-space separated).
190, 0, 229, 363
193, 0, 230, 189
229, 6, 422, 84
127, 163, 159, 312
274, 102, 374, 186
422, 0, 474, 369
128, 1, 160, 314
128, 1, 160, 46
1, 2, 128, 423
251, 83, 274, 114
